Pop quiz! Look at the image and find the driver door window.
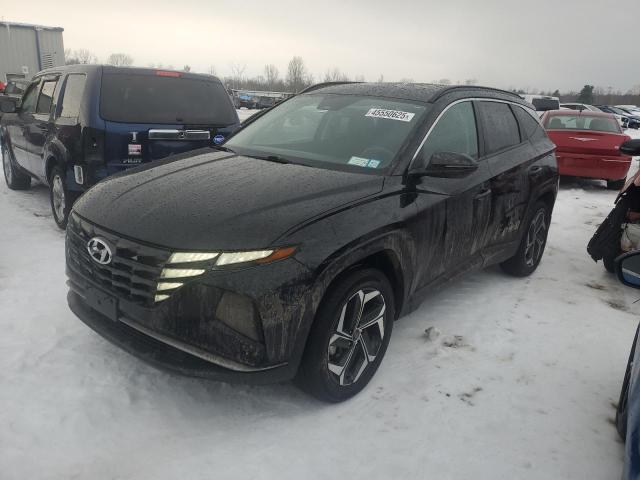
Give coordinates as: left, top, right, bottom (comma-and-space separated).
20, 82, 40, 113
419, 101, 478, 162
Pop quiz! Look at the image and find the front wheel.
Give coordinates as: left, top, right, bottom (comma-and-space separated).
500, 201, 550, 277
2, 141, 31, 190
296, 268, 395, 402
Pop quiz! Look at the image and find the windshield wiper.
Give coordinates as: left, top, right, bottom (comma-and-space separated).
210, 145, 236, 153
246, 154, 290, 164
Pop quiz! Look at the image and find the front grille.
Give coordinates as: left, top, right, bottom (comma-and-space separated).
66, 214, 171, 306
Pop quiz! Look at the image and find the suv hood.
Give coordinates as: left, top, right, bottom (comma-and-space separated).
73, 151, 384, 250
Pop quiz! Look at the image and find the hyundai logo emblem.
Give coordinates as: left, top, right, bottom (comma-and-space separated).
87, 237, 112, 265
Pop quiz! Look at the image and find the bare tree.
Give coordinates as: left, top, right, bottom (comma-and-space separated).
208, 65, 217, 76
377, 74, 384, 83
75, 49, 98, 64
183, 65, 191, 72
106, 53, 133, 66
437, 78, 452, 85
399, 78, 414, 83
229, 62, 246, 89
286, 56, 309, 93
264, 64, 279, 90
464, 78, 478, 85
354, 74, 365, 82
323, 67, 349, 82
65, 48, 97, 65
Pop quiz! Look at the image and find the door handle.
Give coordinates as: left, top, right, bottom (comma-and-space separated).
474, 188, 492, 199
529, 165, 543, 173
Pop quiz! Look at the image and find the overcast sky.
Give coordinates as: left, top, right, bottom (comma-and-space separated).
3, 0, 639, 92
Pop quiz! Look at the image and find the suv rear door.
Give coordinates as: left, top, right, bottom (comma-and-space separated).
476, 100, 535, 262
98, 69, 240, 175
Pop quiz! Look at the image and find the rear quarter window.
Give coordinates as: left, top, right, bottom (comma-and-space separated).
100, 72, 237, 125
59, 74, 87, 119
513, 105, 547, 143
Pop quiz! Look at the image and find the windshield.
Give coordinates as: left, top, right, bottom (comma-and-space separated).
100, 72, 237, 125
225, 94, 429, 171
545, 114, 621, 133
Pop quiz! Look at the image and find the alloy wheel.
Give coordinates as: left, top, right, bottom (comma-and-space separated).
524, 209, 546, 267
327, 288, 386, 386
52, 174, 66, 222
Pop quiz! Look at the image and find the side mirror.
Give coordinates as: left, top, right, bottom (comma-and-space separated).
0, 100, 16, 114
616, 251, 640, 289
620, 139, 640, 156
411, 151, 479, 178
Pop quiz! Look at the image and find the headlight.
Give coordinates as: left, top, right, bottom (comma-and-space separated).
216, 250, 273, 266
168, 252, 219, 263
154, 247, 296, 303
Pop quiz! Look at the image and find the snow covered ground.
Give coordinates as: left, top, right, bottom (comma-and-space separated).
2, 130, 640, 479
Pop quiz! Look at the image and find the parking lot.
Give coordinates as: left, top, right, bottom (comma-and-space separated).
1, 126, 639, 479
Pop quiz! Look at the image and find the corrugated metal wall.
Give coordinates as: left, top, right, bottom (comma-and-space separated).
37, 29, 65, 70
0, 24, 64, 82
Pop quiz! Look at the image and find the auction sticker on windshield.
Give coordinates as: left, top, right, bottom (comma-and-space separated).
365, 108, 415, 122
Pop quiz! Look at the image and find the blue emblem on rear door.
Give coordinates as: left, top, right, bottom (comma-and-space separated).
213, 134, 225, 145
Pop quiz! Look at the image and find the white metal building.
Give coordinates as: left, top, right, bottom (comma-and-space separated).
0, 21, 65, 82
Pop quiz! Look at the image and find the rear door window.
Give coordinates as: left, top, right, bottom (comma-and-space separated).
100, 71, 237, 125
59, 74, 87, 119
36, 79, 58, 115
419, 101, 479, 161
477, 101, 521, 155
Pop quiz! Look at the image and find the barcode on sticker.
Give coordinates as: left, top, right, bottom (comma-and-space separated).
365, 108, 415, 122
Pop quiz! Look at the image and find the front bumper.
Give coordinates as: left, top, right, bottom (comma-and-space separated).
68, 291, 295, 384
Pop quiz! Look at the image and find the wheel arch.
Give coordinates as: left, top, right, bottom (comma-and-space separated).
314, 245, 408, 322
44, 138, 70, 183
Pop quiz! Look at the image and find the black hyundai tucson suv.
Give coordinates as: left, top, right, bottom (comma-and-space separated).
66, 83, 558, 402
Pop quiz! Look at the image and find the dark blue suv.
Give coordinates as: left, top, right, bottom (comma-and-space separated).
0, 65, 240, 228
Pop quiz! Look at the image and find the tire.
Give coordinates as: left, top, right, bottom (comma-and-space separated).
2, 140, 30, 190
616, 325, 639, 440
296, 268, 395, 402
607, 179, 625, 191
49, 165, 71, 229
500, 201, 550, 277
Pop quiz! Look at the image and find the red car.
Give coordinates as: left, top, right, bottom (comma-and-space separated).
542, 110, 632, 189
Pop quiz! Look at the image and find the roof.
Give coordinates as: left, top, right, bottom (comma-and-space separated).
34, 64, 223, 83
305, 82, 526, 105
0, 21, 63, 32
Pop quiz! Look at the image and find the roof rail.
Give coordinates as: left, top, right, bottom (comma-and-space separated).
430, 84, 524, 102
298, 81, 363, 94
